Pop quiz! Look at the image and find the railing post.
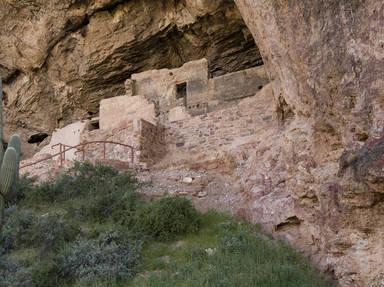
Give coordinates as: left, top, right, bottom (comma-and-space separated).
22, 141, 136, 170
59, 144, 63, 167
131, 147, 134, 164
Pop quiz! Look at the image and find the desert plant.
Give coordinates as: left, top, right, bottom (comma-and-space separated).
0, 77, 21, 235
31, 213, 79, 252
57, 231, 142, 284
136, 197, 200, 241
0, 256, 33, 287
5, 174, 34, 206
0, 208, 37, 253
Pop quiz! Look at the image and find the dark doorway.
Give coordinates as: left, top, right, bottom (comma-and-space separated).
28, 133, 49, 144
176, 82, 187, 106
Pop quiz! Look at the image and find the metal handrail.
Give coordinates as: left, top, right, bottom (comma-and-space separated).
20, 141, 135, 170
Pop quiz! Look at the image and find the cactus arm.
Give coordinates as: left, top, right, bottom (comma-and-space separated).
0, 195, 4, 235
0, 77, 4, 165
0, 147, 18, 196
8, 134, 21, 180
0, 147, 17, 234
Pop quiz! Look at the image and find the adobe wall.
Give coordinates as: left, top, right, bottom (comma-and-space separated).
80, 121, 138, 163
209, 65, 269, 102
36, 121, 87, 160
80, 119, 165, 167
131, 59, 209, 113
129, 59, 270, 118
136, 119, 166, 166
99, 95, 156, 130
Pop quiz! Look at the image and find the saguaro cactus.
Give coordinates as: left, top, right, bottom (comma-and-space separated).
0, 77, 21, 234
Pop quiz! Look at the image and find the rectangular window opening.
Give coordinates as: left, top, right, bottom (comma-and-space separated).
176, 82, 187, 100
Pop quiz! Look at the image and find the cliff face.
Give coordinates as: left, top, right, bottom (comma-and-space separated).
1, 1, 383, 286
235, 1, 384, 286
0, 0, 261, 155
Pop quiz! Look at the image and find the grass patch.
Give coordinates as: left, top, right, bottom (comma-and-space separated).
130, 211, 332, 287
0, 162, 333, 287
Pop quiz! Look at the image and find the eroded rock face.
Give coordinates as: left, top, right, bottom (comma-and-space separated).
0, 0, 262, 156
234, 1, 384, 286
3, 0, 383, 285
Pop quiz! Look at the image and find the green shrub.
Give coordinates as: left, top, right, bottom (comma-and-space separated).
25, 177, 65, 203
1, 208, 79, 255
78, 189, 144, 224
56, 231, 142, 284
31, 261, 59, 287
1, 208, 37, 252
0, 256, 33, 287
4, 175, 34, 206
218, 231, 251, 254
25, 162, 141, 205
136, 197, 200, 241
31, 213, 79, 251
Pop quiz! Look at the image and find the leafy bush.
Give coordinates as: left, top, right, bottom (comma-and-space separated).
1, 208, 37, 252
31, 261, 59, 287
31, 213, 79, 251
4, 175, 35, 206
25, 161, 141, 205
79, 189, 144, 224
136, 197, 200, 241
1, 208, 79, 254
0, 257, 33, 287
56, 231, 142, 284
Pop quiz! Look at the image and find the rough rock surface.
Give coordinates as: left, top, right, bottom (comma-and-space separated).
234, 1, 384, 286
3, 1, 384, 286
0, 0, 262, 156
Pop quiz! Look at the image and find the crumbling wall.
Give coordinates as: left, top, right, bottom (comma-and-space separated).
37, 121, 87, 160
132, 59, 209, 114
209, 66, 269, 102
99, 95, 156, 130
165, 84, 274, 162
130, 58, 270, 118
137, 120, 166, 166
80, 118, 165, 167
80, 121, 137, 163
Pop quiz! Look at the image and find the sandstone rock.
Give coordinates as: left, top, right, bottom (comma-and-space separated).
234, 1, 384, 286
0, 0, 262, 158
196, 191, 208, 198
168, 106, 191, 123
182, 177, 194, 184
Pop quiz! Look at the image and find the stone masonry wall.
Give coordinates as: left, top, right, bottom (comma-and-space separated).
208, 65, 269, 102
165, 84, 274, 162
80, 119, 165, 167
80, 121, 137, 163
137, 120, 166, 166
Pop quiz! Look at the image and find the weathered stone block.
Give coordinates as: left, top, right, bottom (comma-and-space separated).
99, 95, 156, 130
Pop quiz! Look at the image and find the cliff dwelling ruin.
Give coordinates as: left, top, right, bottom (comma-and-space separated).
1, 1, 383, 286
23, 58, 271, 168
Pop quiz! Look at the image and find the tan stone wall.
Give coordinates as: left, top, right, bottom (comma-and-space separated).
165, 84, 274, 161
130, 59, 270, 120
99, 95, 156, 131
208, 65, 269, 102
80, 121, 138, 163
37, 121, 87, 160
131, 59, 209, 113
137, 120, 166, 166
80, 119, 165, 167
